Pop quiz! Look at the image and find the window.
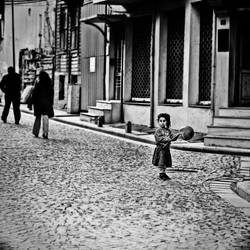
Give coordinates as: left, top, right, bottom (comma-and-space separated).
198, 3, 213, 104
71, 75, 78, 84
166, 8, 185, 104
71, 8, 80, 49
131, 16, 152, 101
59, 75, 65, 100
59, 7, 67, 50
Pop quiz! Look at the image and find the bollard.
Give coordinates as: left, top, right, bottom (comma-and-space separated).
125, 121, 132, 133
97, 116, 104, 127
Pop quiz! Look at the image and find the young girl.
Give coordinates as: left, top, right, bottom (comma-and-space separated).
152, 113, 181, 180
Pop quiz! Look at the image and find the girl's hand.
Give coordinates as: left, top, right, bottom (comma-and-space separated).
171, 133, 181, 141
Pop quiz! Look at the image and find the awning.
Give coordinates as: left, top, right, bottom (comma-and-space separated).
207, 0, 250, 8
93, 0, 143, 5
80, 14, 127, 24
4, 0, 46, 4
80, 14, 127, 43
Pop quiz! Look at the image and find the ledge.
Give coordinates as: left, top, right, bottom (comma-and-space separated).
189, 104, 211, 109
159, 103, 183, 107
124, 101, 150, 106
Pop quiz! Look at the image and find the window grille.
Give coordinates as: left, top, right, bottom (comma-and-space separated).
199, 3, 213, 103
131, 16, 151, 100
166, 8, 185, 102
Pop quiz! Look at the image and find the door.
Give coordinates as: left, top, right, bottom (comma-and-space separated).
237, 12, 250, 106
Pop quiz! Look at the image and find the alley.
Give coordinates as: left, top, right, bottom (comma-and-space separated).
0, 109, 250, 250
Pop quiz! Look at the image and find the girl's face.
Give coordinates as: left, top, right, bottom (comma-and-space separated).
158, 117, 167, 128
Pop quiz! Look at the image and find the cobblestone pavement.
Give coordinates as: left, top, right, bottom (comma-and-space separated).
0, 109, 250, 250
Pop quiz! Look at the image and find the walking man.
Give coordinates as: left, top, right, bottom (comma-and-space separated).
0, 66, 22, 124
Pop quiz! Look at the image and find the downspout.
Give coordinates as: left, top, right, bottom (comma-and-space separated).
103, 3, 108, 100
67, 6, 72, 85
120, 37, 125, 123
52, 0, 58, 87
150, 3, 156, 128
11, 0, 15, 70
211, 11, 217, 125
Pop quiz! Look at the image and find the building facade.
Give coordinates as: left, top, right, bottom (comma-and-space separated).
53, 0, 82, 113
79, 0, 250, 148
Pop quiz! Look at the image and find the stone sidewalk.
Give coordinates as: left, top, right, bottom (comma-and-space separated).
0, 106, 250, 249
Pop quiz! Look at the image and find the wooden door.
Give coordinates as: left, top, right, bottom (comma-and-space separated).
237, 12, 250, 106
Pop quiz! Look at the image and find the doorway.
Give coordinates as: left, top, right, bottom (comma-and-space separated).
235, 12, 250, 106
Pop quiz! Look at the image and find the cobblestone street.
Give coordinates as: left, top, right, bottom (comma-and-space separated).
0, 109, 250, 250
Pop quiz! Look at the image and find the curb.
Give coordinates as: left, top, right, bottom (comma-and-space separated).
231, 181, 250, 204
17, 106, 250, 156
54, 116, 250, 156
235, 181, 250, 203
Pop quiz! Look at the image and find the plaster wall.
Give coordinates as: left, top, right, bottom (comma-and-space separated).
124, 104, 150, 126
156, 106, 211, 132
214, 16, 230, 114
124, 103, 210, 132
214, 52, 229, 113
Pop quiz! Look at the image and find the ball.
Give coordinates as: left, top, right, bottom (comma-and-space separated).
180, 126, 194, 140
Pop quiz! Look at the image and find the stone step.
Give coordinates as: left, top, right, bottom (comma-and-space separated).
204, 135, 250, 149
207, 125, 250, 137
213, 116, 250, 127
96, 100, 120, 109
219, 108, 250, 117
80, 112, 99, 124
87, 106, 111, 123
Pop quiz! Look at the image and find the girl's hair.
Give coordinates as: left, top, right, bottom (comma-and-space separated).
157, 113, 171, 128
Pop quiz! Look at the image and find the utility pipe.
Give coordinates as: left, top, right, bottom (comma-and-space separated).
11, 0, 15, 70
211, 11, 217, 125
150, 3, 156, 128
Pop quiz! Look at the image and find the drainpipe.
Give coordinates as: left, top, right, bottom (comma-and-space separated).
211, 11, 217, 125
103, 3, 108, 100
120, 38, 125, 123
52, 0, 58, 87
150, 3, 156, 128
67, 5, 72, 85
11, 0, 15, 70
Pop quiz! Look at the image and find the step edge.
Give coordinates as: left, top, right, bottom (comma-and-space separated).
205, 135, 250, 140
214, 116, 250, 119
80, 112, 100, 117
208, 125, 250, 129
88, 106, 111, 111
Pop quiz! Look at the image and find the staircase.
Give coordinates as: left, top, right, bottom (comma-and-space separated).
204, 108, 250, 149
80, 100, 121, 124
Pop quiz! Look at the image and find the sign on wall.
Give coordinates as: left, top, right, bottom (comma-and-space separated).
89, 57, 96, 73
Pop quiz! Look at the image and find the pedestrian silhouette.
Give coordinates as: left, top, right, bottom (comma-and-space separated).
152, 113, 181, 180
28, 70, 54, 139
0, 66, 22, 124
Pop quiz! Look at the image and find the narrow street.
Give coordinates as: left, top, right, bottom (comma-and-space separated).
0, 108, 250, 250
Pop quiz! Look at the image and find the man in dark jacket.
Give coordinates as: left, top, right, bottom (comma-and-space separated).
0, 66, 22, 124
